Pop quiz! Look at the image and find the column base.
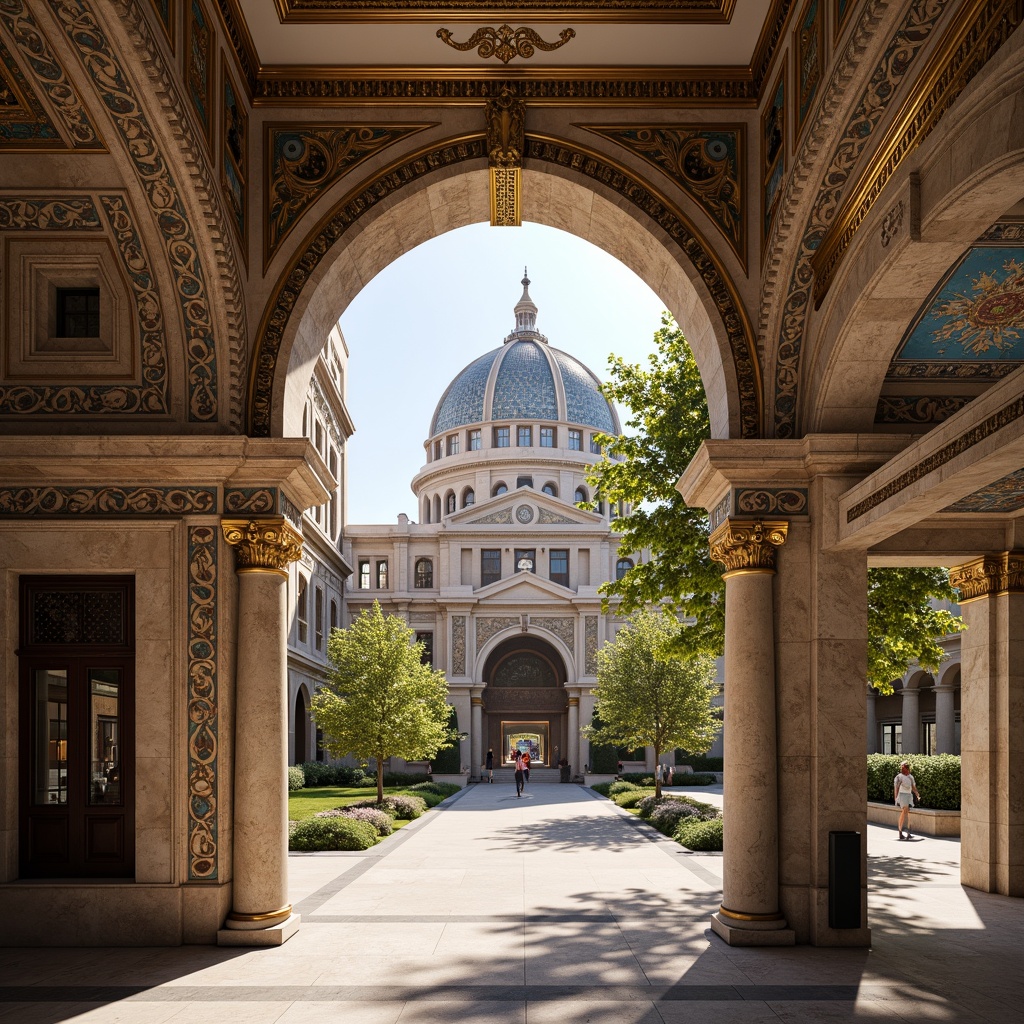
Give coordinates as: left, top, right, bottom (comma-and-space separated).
711, 912, 795, 946
218, 913, 300, 947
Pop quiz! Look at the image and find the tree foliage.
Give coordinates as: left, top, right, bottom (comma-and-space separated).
587, 315, 723, 657
868, 568, 962, 694
586, 609, 721, 797
311, 601, 453, 803
589, 314, 964, 686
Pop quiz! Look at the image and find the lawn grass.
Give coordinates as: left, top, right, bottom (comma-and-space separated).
288, 785, 419, 829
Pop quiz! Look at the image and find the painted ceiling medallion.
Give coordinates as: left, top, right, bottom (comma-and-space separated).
930, 257, 1024, 356
437, 25, 576, 64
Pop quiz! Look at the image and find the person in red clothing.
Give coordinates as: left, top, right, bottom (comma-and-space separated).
521, 749, 531, 785
514, 752, 525, 797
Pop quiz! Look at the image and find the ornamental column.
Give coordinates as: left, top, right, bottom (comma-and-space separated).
567, 693, 580, 776
470, 687, 484, 780
900, 685, 921, 754
949, 554, 1024, 896
933, 685, 956, 755
219, 517, 303, 945
709, 519, 794, 946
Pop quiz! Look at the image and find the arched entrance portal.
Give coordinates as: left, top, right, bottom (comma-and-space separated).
482, 637, 568, 767
293, 688, 310, 766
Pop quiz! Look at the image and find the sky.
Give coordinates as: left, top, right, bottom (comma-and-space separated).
339, 222, 669, 525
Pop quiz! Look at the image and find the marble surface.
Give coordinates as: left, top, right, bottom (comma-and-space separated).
0, 782, 1020, 1023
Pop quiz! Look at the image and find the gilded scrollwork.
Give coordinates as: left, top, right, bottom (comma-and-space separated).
486, 87, 524, 226
709, 519, 788, 573
0, 486, 215, 514
949, 553, 1024, 602
222, 517, 304, 573
734, 488, 807, 516
187, 525, 218, 879
48, 0, 219, 422
438, 25, 575, 64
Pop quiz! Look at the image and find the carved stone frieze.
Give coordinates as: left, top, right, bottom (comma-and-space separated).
470, 506, 514, 525
530, 616, 575, 654
222, 517, 303, 574
187, 525, 218, 880
584, 616, 598, 675
439, 25, 575, 64
224, 488, 278, 515
709, 519, 788, 573
452, 615, 466, 674
0, 486, 215, 515
874, 395, 972, 424
709, 492, 731, 531
476, 615, 519, 652
281, 0, 731, 19
538, 508, 578, 525
0, 196, 100, 229
484, 687, 568, 712
950, 553, 1024, 602
734, 487, 807, 516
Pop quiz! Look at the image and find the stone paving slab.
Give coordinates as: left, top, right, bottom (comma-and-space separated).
0, 782, 1021, 1023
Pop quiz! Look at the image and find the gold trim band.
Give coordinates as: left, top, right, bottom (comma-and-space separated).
228, 904, 293, 924
721, 567, 776, 580
718, 904, 784, 922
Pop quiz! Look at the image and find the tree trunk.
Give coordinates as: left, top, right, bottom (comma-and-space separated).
654, 744, 661, 799
377, 760, 384, 805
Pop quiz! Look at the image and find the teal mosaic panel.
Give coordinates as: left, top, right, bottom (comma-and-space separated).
551, 348, 614, 432
431, 349, 500, 433
492, 341, 558, 422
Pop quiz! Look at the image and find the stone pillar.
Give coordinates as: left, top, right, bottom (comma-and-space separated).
220, 517, 303, 946
866, 687, 878, 754
949, 554, 1024, 896
933, 685, 956, 755
900, 686, 921, 754
567, 693, 580, 775
708, 519, 794, 946
579, 690, 596, 770
471, 688, 484, 779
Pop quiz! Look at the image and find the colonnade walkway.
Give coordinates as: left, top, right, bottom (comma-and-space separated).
1, 782, 1021, 1023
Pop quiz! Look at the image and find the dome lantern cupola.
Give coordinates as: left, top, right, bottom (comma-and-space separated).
507, 268, 545, 343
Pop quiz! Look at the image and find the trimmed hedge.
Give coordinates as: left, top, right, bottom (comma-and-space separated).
609, 781, 640, 795
674, 816, 724, 851
287, 766, 305, 791
612, 789, 655, 809
297, 762, 373, 787
289, 816, 378, 851
590, 782, 613, 796
679, 773, 718, 786
432, 706, 462, 774
590, 743, 620, 773
867, 753, 961, 810
675, 754, 723, 772
409, 781, 460, 799
620, 773, 656, 786
383, 771, 431, 787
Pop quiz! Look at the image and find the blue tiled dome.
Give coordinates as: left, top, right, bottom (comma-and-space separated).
428, 274, 618, 437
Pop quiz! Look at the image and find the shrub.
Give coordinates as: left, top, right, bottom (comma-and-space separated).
675, 754, 723, 772
380, 794, 427, 819
432, 706, 462, 774
609, 781, 640, 795
409, 781, 460, 798
297, 762, 371, 787
383, 771, 431, 787
405, 789, 443, 807
636, 795, 662, 817
613, 789, 655, 809
289, 816, 377, 851
682, 773, 719, 786
648, 801, 702, 836
287, 766, 305, 791
340, 807, 394, 836
674, 816, 724, 851
590, 781, 613, 796
620, 773, 657, 786
867, 753, 961, 810
590, 743, 620, 774
348, 798, 398, 819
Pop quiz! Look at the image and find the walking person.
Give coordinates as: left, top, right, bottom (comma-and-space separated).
486, 748, 494, 783
521, 749, 531, 785
893, 760, 921, 840
514, 751, 525, 797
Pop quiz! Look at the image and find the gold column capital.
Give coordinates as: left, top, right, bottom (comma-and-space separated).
950, 552, 1024, 603
709, 518, 788, 575
221, 517, 303, 577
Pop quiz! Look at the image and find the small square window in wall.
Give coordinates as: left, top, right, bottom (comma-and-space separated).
56, 288, 100, 337
518, 426, 532, 447
447, 434, 460, 456
540, 427, 554, 447
377, 560, 389, 589
568, 429, 582, 451
494, 426, 510, 448
469, 429, 482, 451
590, 435, 602, 455
358, 560, 370, 589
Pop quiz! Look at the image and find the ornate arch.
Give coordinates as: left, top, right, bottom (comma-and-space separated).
247, 133, 760, 438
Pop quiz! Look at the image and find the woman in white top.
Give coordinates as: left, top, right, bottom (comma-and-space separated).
893, 761, 921, 840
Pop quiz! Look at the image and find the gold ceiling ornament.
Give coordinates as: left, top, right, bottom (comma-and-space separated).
221, 517, 303, 575
437, 25, 576, 64
949, 553, 1024, 603
709, 519, 788, 574
486, 86, 524, 226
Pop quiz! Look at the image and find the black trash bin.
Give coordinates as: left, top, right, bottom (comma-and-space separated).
559, 764, 571, 783
828, 830, 862, 929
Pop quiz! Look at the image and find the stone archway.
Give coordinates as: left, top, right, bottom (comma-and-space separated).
248, 138, 759, 443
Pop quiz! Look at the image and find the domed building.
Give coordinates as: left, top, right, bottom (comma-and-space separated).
343, 275, 641, 779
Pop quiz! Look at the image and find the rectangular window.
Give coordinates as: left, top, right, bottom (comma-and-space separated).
376, 560, 389, 589
56, 287, 100, 337
330, 600, 338, 632
494, 426, 510, 448
447, 434, 460, 456
881, 722, 902, 755
515, 549, 536, 573
315, 587, 324, 651
481, 549, 501, 586
549, 549, 569, 587
469, 429, 482, 451
540, 427, 554, 447
590, 435, 602, 455
434, 440, 443, 460
358, 560, 370, 590
568, 429, 582, 451
297, 577, 308, 644
416, 631, 434, 666
518, 426, 532, 447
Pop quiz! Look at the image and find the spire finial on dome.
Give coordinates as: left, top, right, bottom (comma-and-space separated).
511, 268, 541, 340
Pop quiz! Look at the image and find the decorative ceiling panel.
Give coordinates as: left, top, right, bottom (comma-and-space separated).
942, 469, 1024, 515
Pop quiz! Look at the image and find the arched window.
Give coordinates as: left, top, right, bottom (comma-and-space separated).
433, 495, 441, 522
616, 558, 633, 580
330, 599, 338, 632
463, 488, 475, 507
542, 482, 557, 496
315, 586, 324, 651
574, 486, 588, 505
297, 575, 308, 644
423, 497, 431, 523
493, 482, 508, 497
446, 492, 456, 514
415, 558, 433, 589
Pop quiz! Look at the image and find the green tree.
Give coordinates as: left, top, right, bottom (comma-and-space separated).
586, 609, 721, 798
589, 314, 964, 687
586, 314, 723, 657
868, 568, 962, 693
311, 601, 452, 803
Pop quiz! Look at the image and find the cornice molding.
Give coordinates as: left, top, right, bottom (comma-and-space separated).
709, 518, 788, 574
949, 552, 1024, 602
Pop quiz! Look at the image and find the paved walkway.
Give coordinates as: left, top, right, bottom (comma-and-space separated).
1, 782, 1021, 1023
